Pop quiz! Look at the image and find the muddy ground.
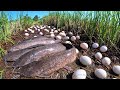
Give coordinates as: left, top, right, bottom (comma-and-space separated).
0, 28, 120, 79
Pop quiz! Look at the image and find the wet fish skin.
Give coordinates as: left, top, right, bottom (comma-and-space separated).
13, 43, 66, 67
3, 44, 44, 62
19, 48, 78, 77
9, 36, 61, 52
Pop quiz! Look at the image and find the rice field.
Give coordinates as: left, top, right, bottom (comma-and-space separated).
0, 11, 120, 79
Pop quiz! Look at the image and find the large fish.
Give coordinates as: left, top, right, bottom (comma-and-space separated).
8, 36, 61, 52
13, 43, 66, 68
18, 47, 79, 78
3, 44, 44, 62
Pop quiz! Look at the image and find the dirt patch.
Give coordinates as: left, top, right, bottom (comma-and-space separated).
0, 27, 120, 79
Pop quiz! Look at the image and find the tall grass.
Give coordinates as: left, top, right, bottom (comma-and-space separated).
0, 11, 34, 59
40, 11, 120, 49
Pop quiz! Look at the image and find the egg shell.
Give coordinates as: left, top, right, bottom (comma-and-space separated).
102, 57, 111, 66
51, 29, 54, 32
50, 34, 55, 38
31, 30, 34, 33
44, 29, 49, 33
100, 45, 108, 52
54, 30, 58, 34
63, 36, 69, 40
50, 31, 54, 34
112, 65, 120, 75
71, 36, 76, 41
48, 26, 51, 28
53, 27, 56, 30
34, 36, 37, 38
92, 43, 99, 48
25, 33, 29, 36
94, 68, 107, 79
59, 32, 66, 37
64, 41, 72, 45
75, 49, 79, 54
36, 25, 40, 28
58, 29, 61, 32
39, 32, 43, 36
79, 56, 92, 66
68, 32, 73, 36
72, 69, 87, 79
76, 36, 80, 39
28, 28, 32, 31
80, 43, 88, 49
37, 29, 40, 32
95, 52, 102, 60
56, 35, 62, 40
24, 30, 28, 32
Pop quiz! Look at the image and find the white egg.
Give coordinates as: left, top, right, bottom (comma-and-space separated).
48, 26, 51, 28
59, 32, 66, 37
61, 31, 65, 33
92, 43, 99, 48
63, 36, 69, 40
72, 69, 87, 79
37, 29, 40, 32
51, 29, 54, 32
112, 78, 117, 79
68, 32, 73, 36
40, 27, 44, 29
24, 30, 28, 32
39, 32, 43, 36
53, 27, 56, 30
95, 52, 102, 60
112, 65, 120, 75
75, 48, 79, 54
36, 25, 40, 28
79, 56, 92, 66
31, 30, 34, 33
50, 34, 55, 38
54, 30, 58, 34
102, 57, 111, 66
28, 28, 32, 31
44, 29, 49, 33
80, 43, 88, 49
56, 35, 62, 40
100, 45, 108, 52
34, 27, 37, 30
64, 41, 72, 45
58, 29, 61, 32
71, 36, 76, 41
76, 35, 80, 40
30, 26, 33, 29
94, 68, 107, 79
34, 36, 37, 38
25, 33, 29, 36
50, 31, 54, 34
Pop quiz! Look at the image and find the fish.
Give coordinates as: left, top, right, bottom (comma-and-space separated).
3, 44, 44, 62
19, 47, 78, 78
8, 36, 61, 52
13, 43, 66, 67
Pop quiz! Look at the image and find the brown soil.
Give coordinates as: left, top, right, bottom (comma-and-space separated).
0, 28, 120, 79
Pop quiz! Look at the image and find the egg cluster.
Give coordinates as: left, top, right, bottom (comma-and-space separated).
72, 42, 120, 79
23, 25, 120, 79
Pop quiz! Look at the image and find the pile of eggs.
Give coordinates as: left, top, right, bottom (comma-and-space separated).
72, 42, 120, 79
23, 25, 81, 46
23, 25, 120, 79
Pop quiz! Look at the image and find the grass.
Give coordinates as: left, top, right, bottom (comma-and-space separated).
0, 11, 35, 59
0, 11, 120, 59
0, 69, 4, 79
40, 11, 120, 49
